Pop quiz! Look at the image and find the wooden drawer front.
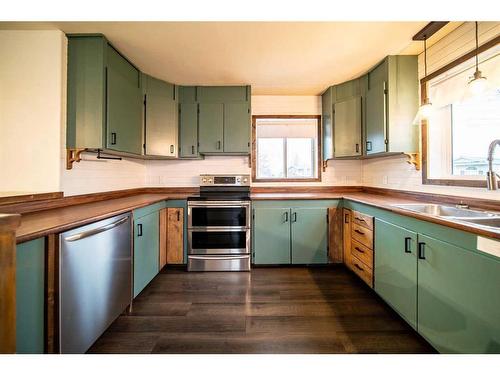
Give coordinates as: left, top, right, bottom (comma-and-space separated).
352, 222, 373, 249
351, 239, 373, 268
352, 210, 373, 230
349, 255, 373, 287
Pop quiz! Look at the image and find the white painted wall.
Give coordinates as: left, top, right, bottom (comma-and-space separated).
363, 22, 500, 200
0, 30, 65, 194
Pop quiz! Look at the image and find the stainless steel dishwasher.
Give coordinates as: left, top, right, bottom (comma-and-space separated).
59, 212, 132, 354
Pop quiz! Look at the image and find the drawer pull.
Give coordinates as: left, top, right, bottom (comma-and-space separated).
354, 247, 365, 253
354, 229, 365, 235
355, 217, 366, 223
354, 263, 364, 271
404, 237, 412, 253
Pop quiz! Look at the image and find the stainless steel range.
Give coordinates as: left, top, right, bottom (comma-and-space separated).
187, 174, 251, 271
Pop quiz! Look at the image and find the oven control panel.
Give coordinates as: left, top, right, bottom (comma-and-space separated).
200, 174, 250, 186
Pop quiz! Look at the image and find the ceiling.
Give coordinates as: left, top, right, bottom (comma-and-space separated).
1, 22, 460, 95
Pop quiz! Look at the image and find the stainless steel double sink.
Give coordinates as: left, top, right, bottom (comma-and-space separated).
392, 203, 500, 230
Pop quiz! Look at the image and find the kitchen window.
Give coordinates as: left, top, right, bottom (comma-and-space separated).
423, 42, 500, 187
252, 116, 321, 182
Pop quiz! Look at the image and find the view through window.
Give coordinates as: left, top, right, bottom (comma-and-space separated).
255, 117, 319, 180
426, 45, 500, 181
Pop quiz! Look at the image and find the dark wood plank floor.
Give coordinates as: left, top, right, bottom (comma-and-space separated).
88, 266, 435, 354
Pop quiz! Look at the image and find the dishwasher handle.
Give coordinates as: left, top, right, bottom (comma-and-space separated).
64, 216, 130, 242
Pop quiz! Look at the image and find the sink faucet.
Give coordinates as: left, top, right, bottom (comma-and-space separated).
487, 139, 500, 190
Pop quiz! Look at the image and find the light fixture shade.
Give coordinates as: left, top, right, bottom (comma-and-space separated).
468, 70, 488, 96
412, 97, 433, 125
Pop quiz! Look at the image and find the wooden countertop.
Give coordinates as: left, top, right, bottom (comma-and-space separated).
15, 193, 191, 243
9, 188, 500, 243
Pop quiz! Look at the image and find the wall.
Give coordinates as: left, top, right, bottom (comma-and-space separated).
362, 22, 500, 200
146, 95, 363, 187
0, 30, 65, 194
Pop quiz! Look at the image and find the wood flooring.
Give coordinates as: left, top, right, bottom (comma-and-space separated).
88, 265, 435, 354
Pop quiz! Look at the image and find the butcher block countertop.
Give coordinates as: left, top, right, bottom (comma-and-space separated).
3, 187, 499, 243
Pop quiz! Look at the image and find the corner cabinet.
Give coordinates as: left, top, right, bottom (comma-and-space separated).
67, 35, 143, 156
252, 200, 338, 265
142, 74, 178, 158
365, 55, 419, 155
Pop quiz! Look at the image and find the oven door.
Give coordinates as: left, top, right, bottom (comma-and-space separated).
188, 228, 250, 255
188, 201, 251, 229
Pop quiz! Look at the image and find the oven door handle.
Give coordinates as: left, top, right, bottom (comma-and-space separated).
189, 255, 250, 260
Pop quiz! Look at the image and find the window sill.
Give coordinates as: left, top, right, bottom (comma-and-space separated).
253, 178, 321, 183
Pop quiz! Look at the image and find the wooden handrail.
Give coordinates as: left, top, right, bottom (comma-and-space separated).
0, 213, 21, 353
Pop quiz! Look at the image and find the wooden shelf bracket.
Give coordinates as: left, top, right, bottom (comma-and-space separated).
404, 152, 421, 171
66, 148, 86, 170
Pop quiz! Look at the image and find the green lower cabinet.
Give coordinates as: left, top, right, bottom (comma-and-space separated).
417, 234, 500, 353
133, 211, 160, 298
374, 219, 417, 329
16, 238, 45, 354
291, 208, 328, 264
253, 208, 291, 264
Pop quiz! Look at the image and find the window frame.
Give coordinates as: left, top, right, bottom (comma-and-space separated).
251, 115, 322, 183
421, 35, 500, 189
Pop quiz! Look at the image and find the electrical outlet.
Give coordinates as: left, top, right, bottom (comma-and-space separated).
382, 175, 389, 185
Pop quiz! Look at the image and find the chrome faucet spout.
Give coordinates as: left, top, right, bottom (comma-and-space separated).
486, 139, 500, 190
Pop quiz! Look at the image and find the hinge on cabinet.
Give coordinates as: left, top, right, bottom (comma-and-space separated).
384, 139, 388, 144
384, 89, 388, 95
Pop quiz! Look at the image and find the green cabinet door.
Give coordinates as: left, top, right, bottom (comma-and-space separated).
133, 211, 160, 298
223, 102, 250, 153
365, 80, 387, 155
144, 75, 177, 157
16, 238, 45, 353
106, 45, 142, 155
198, 102, 224, 153
374, 219, 418, 329
334, 96, 362, 157
417, 234, 500, 353
253, 208, 291, 264
321, 87, 333, 160
179, 102, 199, 158
290, 208, 328, 264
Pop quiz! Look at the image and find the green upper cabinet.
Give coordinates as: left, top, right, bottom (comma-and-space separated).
16, 238, 45, 354
321, 87, 333, 161
185, 86, 251, 155
198, 102, 224, 153
417, 234, 500, 354
364, 56, 418, 155
178, 86, 200, 158
374, 219, 418, 329
253, 207, 291, 265
106, 45, 142, 154
133, 210, 160, 298
291, 208, 328, 264
334, 78, 363, 157
67, 35, 143, 155
142, 74, 178, 157
223, 102, 251, 153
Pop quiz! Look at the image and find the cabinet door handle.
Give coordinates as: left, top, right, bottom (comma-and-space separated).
366, 141, 372, 152
418, 242, 426, 259
191, 145, 195, 154
344, 213, 349, 224
355, 143, 360, 153
217, 140, 221, 150
177, 211, 180, 221
137, 223, 143, 237
292, 212, 297, 223
284, 211, 289, 223
404, 237, 412, 253
170, 145, 175, 154
111, 132, 117, 145
354, 229, 365, 235
354, 263, 364, 271
354, 246, 364, 253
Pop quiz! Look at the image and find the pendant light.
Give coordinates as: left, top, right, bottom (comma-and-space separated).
468, 21, 487, 95
413, 36, 433, 125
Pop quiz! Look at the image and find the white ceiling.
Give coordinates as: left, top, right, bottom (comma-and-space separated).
2, 22, 452, 95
